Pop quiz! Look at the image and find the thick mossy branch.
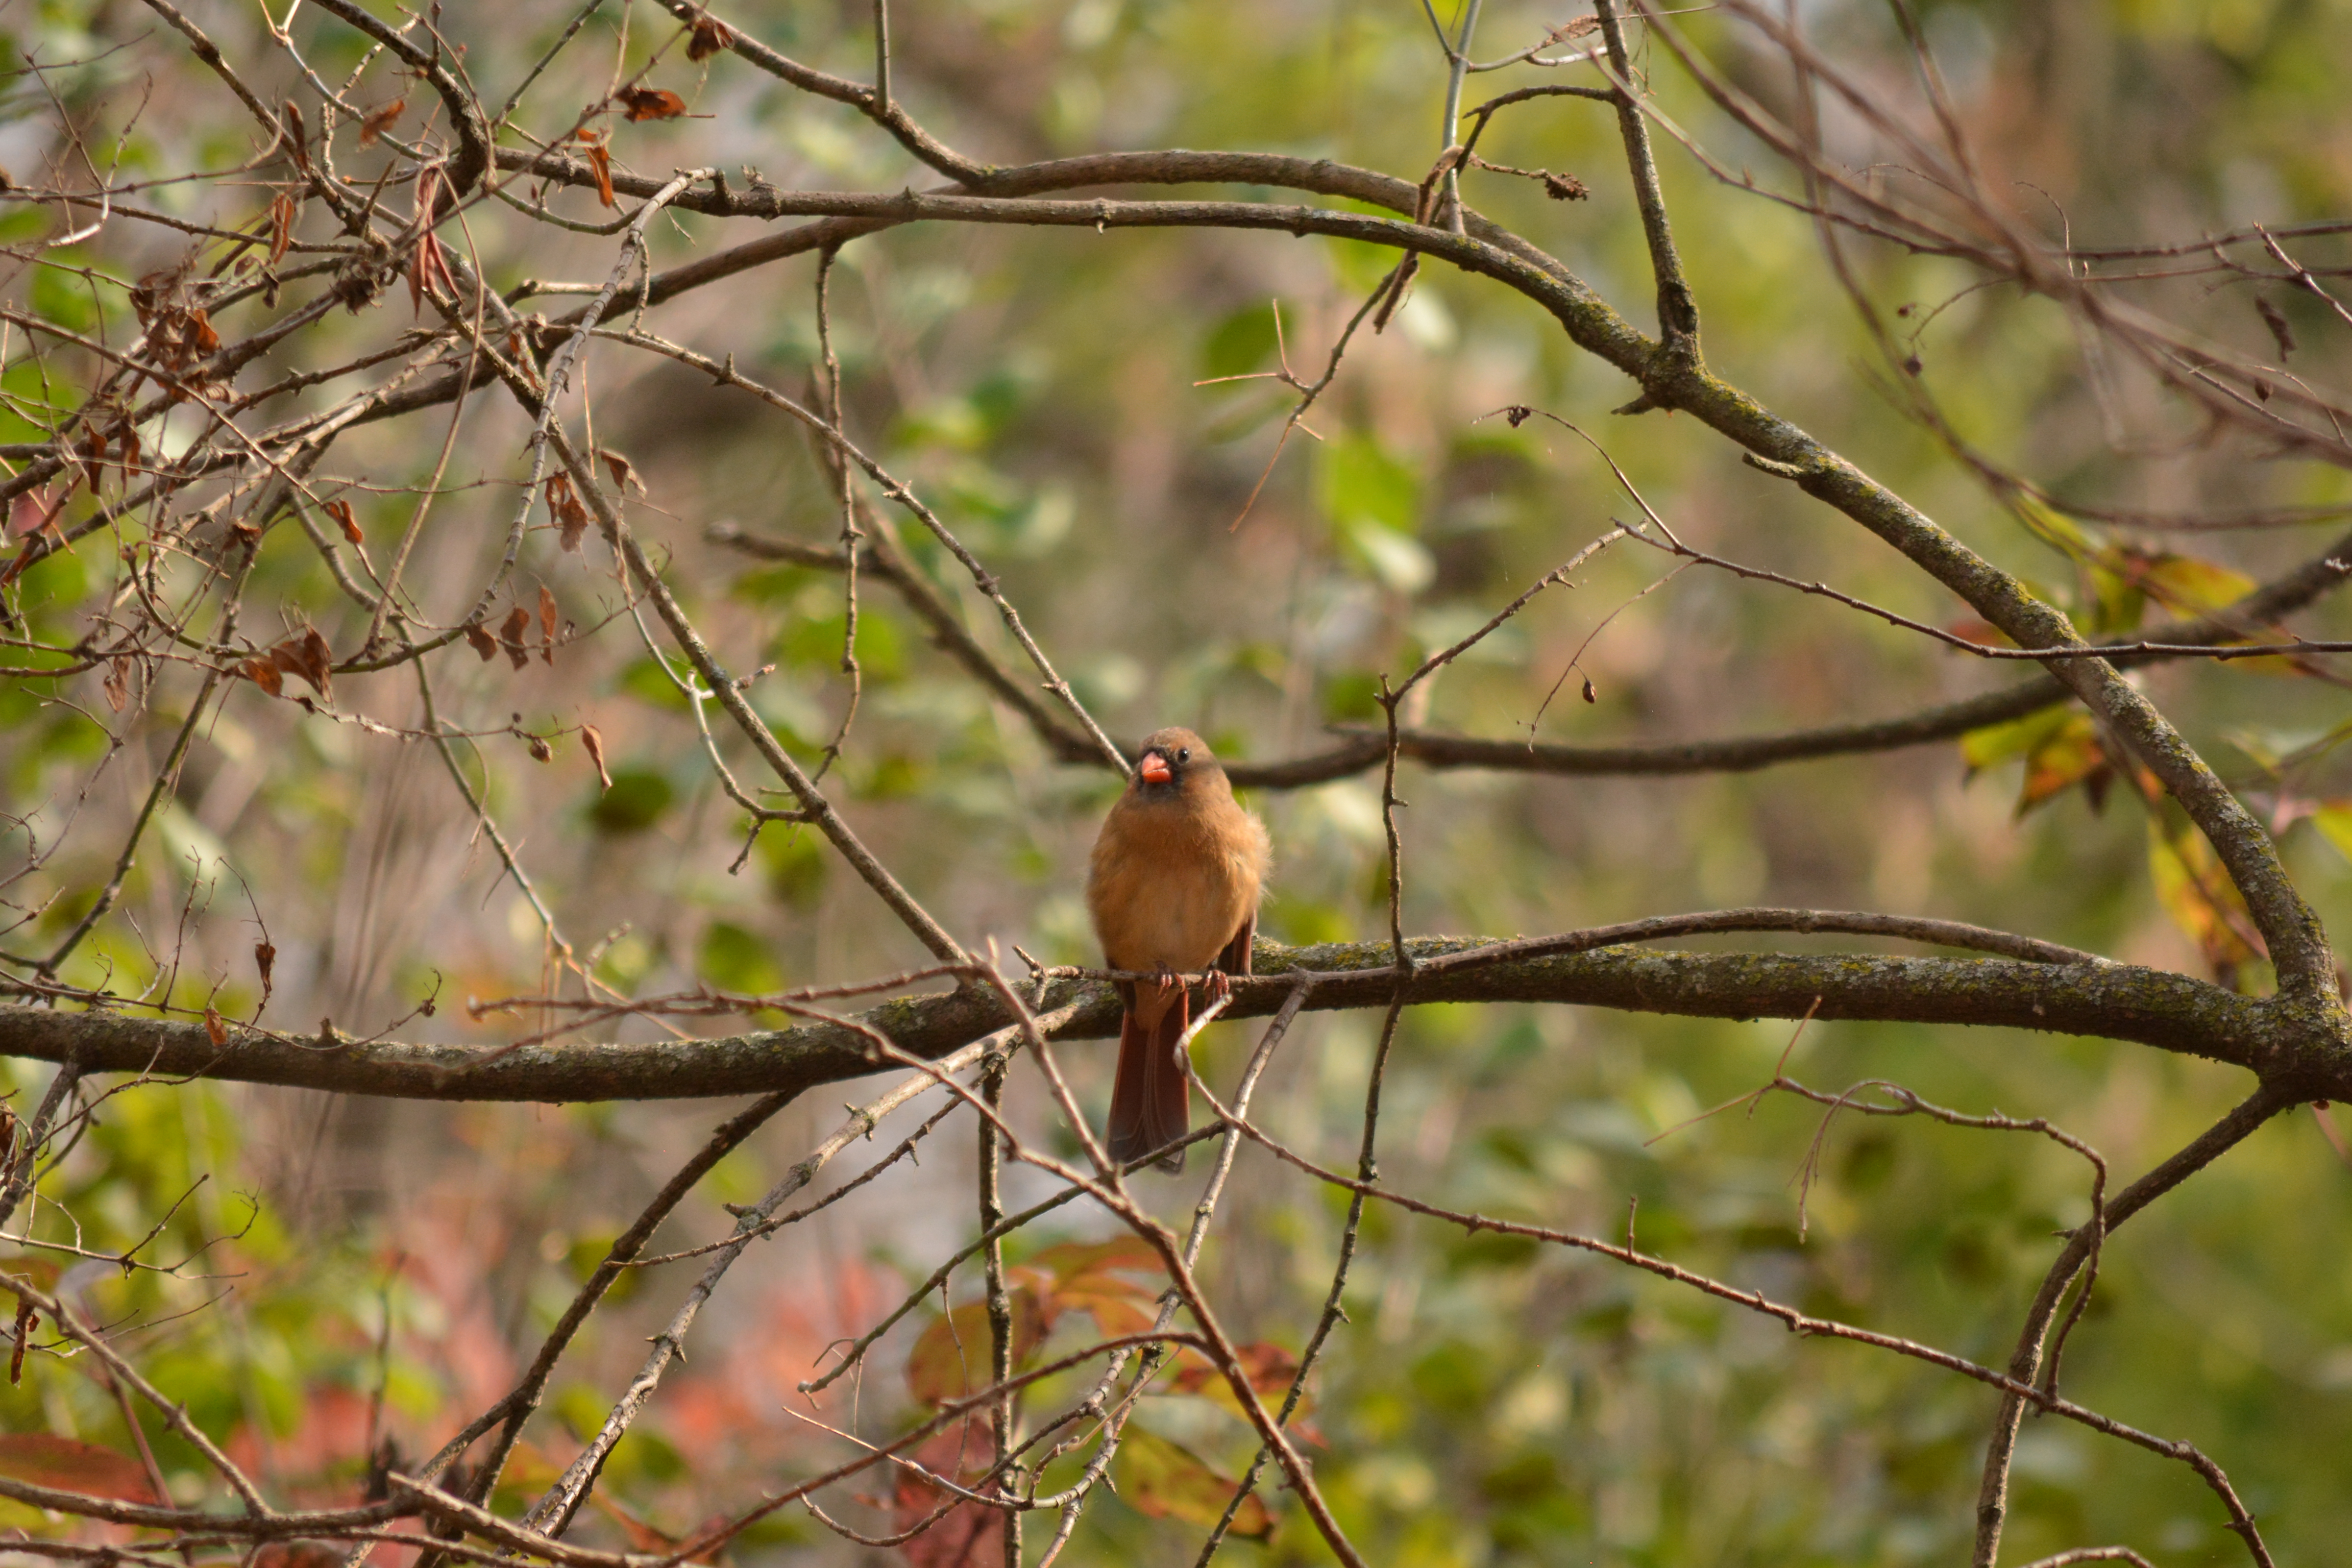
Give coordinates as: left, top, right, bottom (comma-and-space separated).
4, 938, 2337, 1104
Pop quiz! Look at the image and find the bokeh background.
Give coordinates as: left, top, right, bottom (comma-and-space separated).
3, 0, 2352, 1562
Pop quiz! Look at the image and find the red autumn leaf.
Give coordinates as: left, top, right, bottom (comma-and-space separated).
0, 1433, 159, 1503
326, 498, 362, 543
891, 1429, 1004, 1568
618, 86, 689, 122
360, 96, 406, 147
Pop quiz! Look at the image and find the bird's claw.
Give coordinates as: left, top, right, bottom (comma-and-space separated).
1205, 970, 1232, 1004
1154, 962, 1180, 998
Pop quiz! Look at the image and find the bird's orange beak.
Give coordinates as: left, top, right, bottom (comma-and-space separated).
1139, 752, 1173, 785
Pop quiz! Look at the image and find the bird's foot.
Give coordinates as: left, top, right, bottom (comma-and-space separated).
1153, 962, 1180, 999
1205, 969, 1232, 1004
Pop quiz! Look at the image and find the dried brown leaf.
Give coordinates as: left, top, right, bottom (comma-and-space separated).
576, 130, 616, 206
582, 723, 612, 789
618, 86, 689, 122
204, 1006, 227, 1046
282, 99, 310, 173
9, 1298, 31, 1385
326, 498, 362, 544
500, 605, 534, 669
360, 96, 406, 147
526, 733, 553, 763
465, 621, 499, 661
268, 192, 297, 266
2256, 296, 2296, 360
598, 447, 645, 494
102, 657, 129, 713
255, 940, 276, 997
686, 12, 736, 61
298, 628, 333, 700
538, 584, 558, 665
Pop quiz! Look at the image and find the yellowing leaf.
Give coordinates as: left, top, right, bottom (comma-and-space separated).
906, 1288, 1045, 1405
2137, 551, 2255, 615
2016, 713, 2107, 816
0, 1434, 157, 1501
2011, 494, 2097, 562
2311, 800, 2352, 866
1960, 707, 2077, 773
2148, 817, 2265, 981
1116, 1427, 1273, 1539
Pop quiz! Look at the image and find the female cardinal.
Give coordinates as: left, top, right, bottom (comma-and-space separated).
1086, 727, 1271, 1171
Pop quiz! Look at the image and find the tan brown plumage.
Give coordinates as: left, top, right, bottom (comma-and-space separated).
1087, 727, 1271, 1171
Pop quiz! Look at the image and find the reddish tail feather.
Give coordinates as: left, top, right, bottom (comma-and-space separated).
1107, 990, 1190, 1172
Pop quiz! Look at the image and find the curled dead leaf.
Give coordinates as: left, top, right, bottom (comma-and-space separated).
499, 606, 534, 670
204, 1006, 227, 1046
268, 192, 297, 266
241, 657, 284, 696
686, 10, 737, 61
326, 498, 362, 544
255, 940, 276, 999
547, 471, 591, 550
618, 86, 689, 122
464, 621, 499, 662
102, 657, 129, 713
582, 723, 612, 789
575, 129, 616, 206
360, 97, 407, 147
598, 448, 645, 494
526, 733, 553, 763
538, 585, 558, 665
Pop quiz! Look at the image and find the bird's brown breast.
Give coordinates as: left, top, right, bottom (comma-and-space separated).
1087, 786, 1268, 977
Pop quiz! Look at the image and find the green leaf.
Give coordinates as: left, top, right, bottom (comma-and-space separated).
588, 767, 674, 833
1201, 303, 1281, 381
696, 921, 783, 994
1316, 432, 1420, 535
1116, 1427, 1274, 1539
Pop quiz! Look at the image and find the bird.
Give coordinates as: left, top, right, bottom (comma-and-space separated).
1086, 726, 1271, 1172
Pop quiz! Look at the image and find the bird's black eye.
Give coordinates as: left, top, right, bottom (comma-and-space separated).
1176, 747, 1190, 763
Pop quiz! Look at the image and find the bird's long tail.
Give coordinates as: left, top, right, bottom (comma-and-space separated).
1108, 991, 1190, 1173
